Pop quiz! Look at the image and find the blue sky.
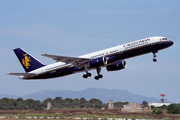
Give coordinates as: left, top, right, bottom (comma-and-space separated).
1, 0, 180, 103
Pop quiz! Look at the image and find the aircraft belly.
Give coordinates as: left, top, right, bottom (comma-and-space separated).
27, 66, 82, 79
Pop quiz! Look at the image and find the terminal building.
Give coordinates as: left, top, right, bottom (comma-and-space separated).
148, 103, 171, 107
148, 94, 171, 107
121, 103, 142, 112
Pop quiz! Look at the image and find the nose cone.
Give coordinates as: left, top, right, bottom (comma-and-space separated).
161, 40, 173, 48
169, 40, 174, 46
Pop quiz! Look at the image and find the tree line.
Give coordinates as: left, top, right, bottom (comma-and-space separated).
0, 97, 179, 114
0, 97, 128, 110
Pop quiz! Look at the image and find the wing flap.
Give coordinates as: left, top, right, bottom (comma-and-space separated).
41, 54, 90, 67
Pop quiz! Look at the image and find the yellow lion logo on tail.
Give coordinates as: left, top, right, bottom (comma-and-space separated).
22, 54, 31, 69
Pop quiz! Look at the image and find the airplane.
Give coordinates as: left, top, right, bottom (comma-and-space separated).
8, 36, 173, 80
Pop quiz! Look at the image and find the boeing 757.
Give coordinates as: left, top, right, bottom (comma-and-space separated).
8, 36, 173, 80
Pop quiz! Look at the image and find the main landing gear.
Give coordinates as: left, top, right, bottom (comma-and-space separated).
82, 66, 103, 80
94, 74, 103, 80
152, 51, 158, 62
83, 72, 91, 78
83, 65, 92, 78
94, 67, 103, 80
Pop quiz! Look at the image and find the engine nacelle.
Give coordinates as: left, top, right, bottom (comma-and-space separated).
106, 60, 126, 71
89, 57, 108, 67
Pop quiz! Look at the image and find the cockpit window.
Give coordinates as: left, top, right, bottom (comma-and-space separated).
160, 38, 168, 41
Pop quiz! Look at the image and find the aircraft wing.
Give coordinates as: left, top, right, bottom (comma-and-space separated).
8, 73, 35, 77
41, 54, 91, 67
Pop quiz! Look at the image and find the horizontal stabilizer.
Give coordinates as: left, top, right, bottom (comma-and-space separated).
8, 73, 35, 78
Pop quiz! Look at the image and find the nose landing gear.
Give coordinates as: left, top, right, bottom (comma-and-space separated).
152, 51, 158, 62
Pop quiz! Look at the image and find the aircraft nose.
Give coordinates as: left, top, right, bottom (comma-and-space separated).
169, 40, 174, 46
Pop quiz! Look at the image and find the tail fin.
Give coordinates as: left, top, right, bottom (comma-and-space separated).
14, 48, 45, 72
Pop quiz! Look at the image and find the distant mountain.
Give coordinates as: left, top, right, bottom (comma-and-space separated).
0, 88, 166, 103
0, 94, 18, 99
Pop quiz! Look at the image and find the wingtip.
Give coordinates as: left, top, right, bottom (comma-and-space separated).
41, 53, 47, 56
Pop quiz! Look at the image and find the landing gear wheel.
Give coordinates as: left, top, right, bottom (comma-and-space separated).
87, 73, 91, 77
98, 74, 103, 78
83, 74, 88, 78
94, 67, 103, 80
153, 59, 157, 62
83, 72, 91, 79
94, 76, 99, 80
83, 65, 91, 79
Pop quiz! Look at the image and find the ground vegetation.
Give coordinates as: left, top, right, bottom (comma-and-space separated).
0, 97, 127, 110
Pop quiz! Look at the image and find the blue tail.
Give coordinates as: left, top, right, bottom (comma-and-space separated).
14, 48, 45, 72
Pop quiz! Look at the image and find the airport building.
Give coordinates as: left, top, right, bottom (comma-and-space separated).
148, 103, 171, 107
148, 94, 171, 107
108, 100, 114, 109
121, 103, 142, 112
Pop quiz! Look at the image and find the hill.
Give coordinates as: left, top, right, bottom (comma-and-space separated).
0, 88, 163, 103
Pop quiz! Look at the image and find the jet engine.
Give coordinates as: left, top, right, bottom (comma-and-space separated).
106, 60, 126, 71
89, 57, 108, 67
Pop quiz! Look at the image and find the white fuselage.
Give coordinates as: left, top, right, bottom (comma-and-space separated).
20, 36, 173, 79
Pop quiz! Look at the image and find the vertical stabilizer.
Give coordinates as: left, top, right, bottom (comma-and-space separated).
14, 48, 45, 72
